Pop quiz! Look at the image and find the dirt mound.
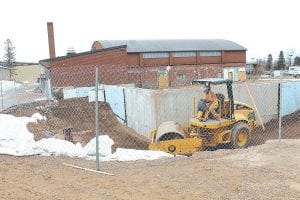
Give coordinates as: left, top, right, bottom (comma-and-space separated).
251, 111, 300, 145
8, 98, 149, 151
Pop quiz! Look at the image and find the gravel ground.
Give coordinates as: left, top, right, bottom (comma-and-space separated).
1, 139, 300, 200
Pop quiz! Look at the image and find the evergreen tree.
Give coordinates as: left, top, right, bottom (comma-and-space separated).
3, 39, 16, 78
294, 56, 300, 66
273, 60, 278, 69
276, 51, 286, 70
266, 54, 273, 70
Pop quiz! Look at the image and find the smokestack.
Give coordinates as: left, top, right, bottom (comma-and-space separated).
47, 22, 56, 58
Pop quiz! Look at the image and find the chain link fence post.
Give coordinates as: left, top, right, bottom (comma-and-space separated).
95, 67, 100, 171
278, 82, 282, 144
0, 82, 3, 110
13, 78, 18, 106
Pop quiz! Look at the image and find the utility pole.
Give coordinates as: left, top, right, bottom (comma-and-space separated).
289, 54, 293, 67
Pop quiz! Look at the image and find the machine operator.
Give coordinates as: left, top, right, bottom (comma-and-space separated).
203, 88, 220, 121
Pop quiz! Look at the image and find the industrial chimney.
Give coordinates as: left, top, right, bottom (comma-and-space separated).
47, 22, 56, 59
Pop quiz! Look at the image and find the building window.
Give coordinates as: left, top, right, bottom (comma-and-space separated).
177, 74, 186, 80
173, 52, 196, 58
200, 51, 221, 57
143, 52, 169, 58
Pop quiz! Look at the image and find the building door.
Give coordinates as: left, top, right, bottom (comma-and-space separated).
228, 72, 233, 80
159, 76, 169, 89
234, 68, 239, 81
238, 71, 246, 81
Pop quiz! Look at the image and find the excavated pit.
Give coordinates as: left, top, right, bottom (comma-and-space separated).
3, 98, 150, 151
2, 98, 299, 151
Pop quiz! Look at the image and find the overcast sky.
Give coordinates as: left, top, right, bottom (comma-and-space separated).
0, 0, 299, 63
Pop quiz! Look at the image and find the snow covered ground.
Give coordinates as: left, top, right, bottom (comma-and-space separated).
0, 113, 172, 161
0, 80, 21, 92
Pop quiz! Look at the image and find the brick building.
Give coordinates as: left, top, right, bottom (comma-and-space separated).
39, 24, 247, 88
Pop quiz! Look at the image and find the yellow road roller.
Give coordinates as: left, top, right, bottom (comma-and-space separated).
149, 78, 256, 155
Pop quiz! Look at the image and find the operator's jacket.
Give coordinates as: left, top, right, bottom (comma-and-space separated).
205, 91, 219, 114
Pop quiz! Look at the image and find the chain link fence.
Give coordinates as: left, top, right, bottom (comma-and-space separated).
1, 64, 300, 170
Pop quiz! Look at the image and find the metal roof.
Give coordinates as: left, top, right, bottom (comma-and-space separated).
98, 39, 247, 53
39, 45, 127, 64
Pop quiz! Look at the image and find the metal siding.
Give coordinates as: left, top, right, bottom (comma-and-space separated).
76, 87, 94, 97
104, 85, 126, 121
64, 87, 94, 99
63, 85, 126, 121
88, 89, 105, 102
281, 81, 300, 116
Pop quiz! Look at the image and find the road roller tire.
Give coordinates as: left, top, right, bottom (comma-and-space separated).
230, 122, 250, 149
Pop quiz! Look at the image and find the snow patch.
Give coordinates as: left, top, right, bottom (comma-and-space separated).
31, 113, 46, 121
83, 136, 114, 156
36, 138, 85, 157
102, 148, 173, 161
0, 114, 172, 161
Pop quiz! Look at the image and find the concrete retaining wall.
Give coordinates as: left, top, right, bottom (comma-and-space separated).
63, 81, 298, 138
233, 82, 279, 124
125, 88, 156, 137
124, 82, 280, 137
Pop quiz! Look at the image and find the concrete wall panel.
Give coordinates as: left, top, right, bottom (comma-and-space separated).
125, 88, 155, 137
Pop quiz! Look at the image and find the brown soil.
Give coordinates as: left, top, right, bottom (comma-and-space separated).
3, 98, 299, 152
1, 140, 299, 200
251, 111, 300, 145
5, 98, 150, 151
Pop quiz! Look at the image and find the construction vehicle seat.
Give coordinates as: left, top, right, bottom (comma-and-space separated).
216, 93, 225, 116
222, 100, 231, 119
